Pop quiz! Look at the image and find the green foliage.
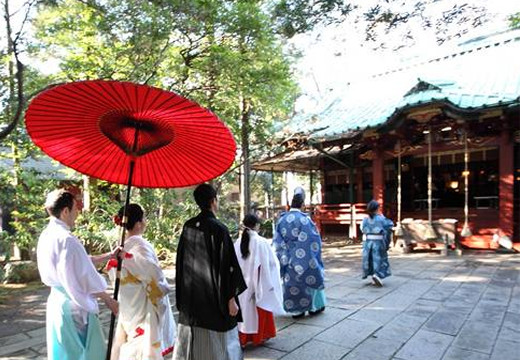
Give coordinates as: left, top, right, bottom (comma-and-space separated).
24, 0, 298, 260
8, 173, 58, 251
2, 260, 40, 283
134, 188, 199, 256
73, 181, 122, 255
259, 218, 274, 238
272, 0, 353, 38
272, 0, 491, 49
0, 125, 63, 256
510, 12, 520, 29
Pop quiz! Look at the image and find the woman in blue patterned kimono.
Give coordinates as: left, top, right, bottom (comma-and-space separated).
361, 200, 394, 287
273, 187, 326, 318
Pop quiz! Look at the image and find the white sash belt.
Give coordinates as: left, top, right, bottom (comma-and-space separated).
366, 234, 384, 240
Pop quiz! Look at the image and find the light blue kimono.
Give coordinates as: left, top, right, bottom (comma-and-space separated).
273, 209, 326, 314
361, 214, 394, 279
46, 287, 106, 360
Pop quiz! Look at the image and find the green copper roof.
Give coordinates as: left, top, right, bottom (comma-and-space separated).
290, 30, 520, 141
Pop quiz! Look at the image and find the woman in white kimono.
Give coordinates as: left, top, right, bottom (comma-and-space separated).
108, 204, 176, 360
234, 214, 284, 347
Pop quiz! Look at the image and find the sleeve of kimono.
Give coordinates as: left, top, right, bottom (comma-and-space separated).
122, 242, 170, 295
57, 236, 107, 313
255, 241, 285, 315
361, 217, 369, 234
272, 221, 283, 255
272, 219, 286, 277
219, 228, 247, 314
175, 226, 186, 312
383, 217, 394, 249
383, 217, 394, 231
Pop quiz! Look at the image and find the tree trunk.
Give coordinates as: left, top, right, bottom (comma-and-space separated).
240, 97, 252, 219
5, 0, 25, 260
0, 0, 25, 142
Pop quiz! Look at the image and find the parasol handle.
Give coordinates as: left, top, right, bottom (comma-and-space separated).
106, 125, 139, 360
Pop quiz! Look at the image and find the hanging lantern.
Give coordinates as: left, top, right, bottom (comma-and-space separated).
395, 140, 403, 237
424, 128, 437, 240
461, 128, 472, 237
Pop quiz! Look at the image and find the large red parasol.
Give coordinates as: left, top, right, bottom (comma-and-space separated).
26, 80, 236, 187
25, 80, 236, 359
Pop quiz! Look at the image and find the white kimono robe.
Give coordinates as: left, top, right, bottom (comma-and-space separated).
37, 217, 108, 360
234, 231, 284, 334
109, 235, 176, 360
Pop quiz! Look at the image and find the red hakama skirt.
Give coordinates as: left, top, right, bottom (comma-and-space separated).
239, 307, 276, 347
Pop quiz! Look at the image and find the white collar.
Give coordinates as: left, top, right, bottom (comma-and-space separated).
50, 217, 70, 230
125, 234, 145, 246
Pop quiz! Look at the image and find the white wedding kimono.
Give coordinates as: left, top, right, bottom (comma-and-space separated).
109, 235, 176, 360
37, 217, 108, 360
234, 231, 284, 334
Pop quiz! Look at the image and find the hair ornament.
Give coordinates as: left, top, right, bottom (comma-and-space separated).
113, 215, 122, 226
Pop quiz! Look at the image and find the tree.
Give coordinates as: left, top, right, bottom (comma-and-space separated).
0, 0, 63, 259
0, 0, 26, 142
29, 0, 297, 251
185, 1, 297, 217
271, 0, 354, 38
271, 0, 491, 49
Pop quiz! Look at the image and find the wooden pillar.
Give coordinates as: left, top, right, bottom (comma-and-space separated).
372, 149, 385, 210
309, 170, 314, 205
499, 130, 514, 238
270, 169, 275, 235
356, 169, 363, 203
320, 159, 326, 204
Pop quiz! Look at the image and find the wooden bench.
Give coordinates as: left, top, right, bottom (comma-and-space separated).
313, 203, 367, 239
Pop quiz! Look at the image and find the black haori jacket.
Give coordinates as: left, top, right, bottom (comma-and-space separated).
175, 209, 247, 331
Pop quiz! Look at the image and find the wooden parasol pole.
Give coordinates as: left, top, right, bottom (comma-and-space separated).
106, 124, 140, 360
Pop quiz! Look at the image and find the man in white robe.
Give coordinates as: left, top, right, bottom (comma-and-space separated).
37, 189, 119, 360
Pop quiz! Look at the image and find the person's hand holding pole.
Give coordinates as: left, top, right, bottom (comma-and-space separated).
96, 292, 119, 315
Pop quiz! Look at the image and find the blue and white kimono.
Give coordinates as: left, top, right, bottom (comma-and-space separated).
273, 209, 326, 314
361, 214, 394, 279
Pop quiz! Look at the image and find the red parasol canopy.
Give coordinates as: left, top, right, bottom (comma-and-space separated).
25, 80, 236, 188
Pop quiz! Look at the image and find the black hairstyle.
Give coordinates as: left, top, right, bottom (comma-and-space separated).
367, 200, 380, 219
45, 189, 75, 218
117, 203, 144, 231
240, 213, 260, 259
193, 183, 217, 210
291, 194, 304, 209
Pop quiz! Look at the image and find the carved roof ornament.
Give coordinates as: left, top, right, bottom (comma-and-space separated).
404, 79, 442, 96
359, 150, 374, 160
407, 107, 443, 123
